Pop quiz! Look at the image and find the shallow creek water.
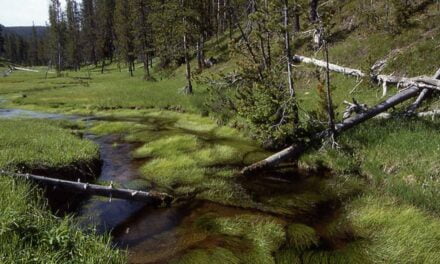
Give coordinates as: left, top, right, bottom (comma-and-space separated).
0, 107, 355, 263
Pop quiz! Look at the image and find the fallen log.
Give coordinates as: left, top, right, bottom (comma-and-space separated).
406, 69, 440, 113
292, 54, 440, 96
376, 110, 440, 119
12, 66, 39, 73
241, 86, 422, 174
4, 172, 173, 206
292, 55, 366, 78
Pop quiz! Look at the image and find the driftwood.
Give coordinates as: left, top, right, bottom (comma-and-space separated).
5, 172, 173, 206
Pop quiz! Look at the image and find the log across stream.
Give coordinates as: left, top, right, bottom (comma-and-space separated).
0, 106, 364, 263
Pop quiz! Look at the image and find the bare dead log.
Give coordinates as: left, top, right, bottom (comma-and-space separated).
5, 172, 173, 206
406, 68, 440, 113
13, 67, 39, 73
376, 75, 440, 95
292, 54, 440, 96
242, 86, 422, 174
375, 110, 440, 119
292, 55, 366, 78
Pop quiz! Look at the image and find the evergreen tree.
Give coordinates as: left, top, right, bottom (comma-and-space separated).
131, 0, 153, 80
115, 0, 135, 76
96, 0, 116, 73
5, 34, 18, 62
29, 23, 39, 66
66, 0, 81, 70
49, 0, 66, 74
81, 0, 98, 66
0, 25, 5, 57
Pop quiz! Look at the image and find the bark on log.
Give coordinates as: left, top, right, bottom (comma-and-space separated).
292, 55, 366, 78
241, 86, 422, 174
6, 172, 173, 206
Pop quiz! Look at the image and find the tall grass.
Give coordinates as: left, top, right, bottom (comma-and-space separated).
0, 119, 98, 172
0, 175, 126, 263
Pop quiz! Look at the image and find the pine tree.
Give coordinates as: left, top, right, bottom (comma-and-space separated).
115, 0, 135, 76
49, 0, 66, 74
66, 0, 81, 70
96, 0, 116, 73
0, 25, 5, 57
29, 23, 39, 66
132, 0, 153, 80
81, 0, 98, 66
5, 34, 18, 62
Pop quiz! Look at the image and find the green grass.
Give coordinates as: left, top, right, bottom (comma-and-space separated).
302, 118, 440, 214
194, 213, 286, 264
348, 194, 440, 264
0, 119, 125, 263
0, 119, 99, 173
0, 175, 126, 263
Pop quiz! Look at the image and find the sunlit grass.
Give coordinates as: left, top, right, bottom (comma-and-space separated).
0, 119, 98, 172
0, 175, 126, 263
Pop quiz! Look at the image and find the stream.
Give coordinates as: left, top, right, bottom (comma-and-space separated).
0, 107, 282, 263
0, 107, 204, 262
0, 106, 353, 263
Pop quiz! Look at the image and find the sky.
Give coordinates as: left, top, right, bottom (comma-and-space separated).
0, 0, 68, 27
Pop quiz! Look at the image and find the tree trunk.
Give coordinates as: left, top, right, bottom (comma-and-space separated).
324, 41, 335, 131
197, 35, 205, 71
143, 54, 150, 80
310, 0, 319, 23
9, 172, 172, 205
101, 60, 105, 74
128, 60, 134, 77
283, 0, 295, 97
182, 0, 193, 94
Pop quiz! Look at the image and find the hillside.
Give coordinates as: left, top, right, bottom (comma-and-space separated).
3, 26, 48, 38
